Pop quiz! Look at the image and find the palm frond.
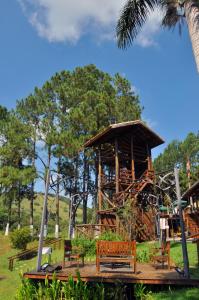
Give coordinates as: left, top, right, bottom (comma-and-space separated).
162, 7, 180, 27
161, 0, 185, 34
116, 0, 159, 49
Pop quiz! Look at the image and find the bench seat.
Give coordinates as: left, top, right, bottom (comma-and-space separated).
96, 241, 136, 273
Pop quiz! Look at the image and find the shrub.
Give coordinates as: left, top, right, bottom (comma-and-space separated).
134, 283, 153, 300
16, 272, 129, 300
98, 231, 122, 241
10, 227, 31, 250
72, 232, 123, 258
72, 237, 96, 257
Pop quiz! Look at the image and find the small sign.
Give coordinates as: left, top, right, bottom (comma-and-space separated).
42, 247, 52, 255
160, 218, 166, 229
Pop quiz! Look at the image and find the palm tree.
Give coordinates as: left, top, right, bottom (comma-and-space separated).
116, 0, 199, 72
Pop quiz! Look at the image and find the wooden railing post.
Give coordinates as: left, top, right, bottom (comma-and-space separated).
131, 135, 135, 180
115, 138, 119, 194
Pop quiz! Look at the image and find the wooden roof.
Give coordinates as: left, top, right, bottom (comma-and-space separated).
182, 180, 199, 199
84, 120, 164, 149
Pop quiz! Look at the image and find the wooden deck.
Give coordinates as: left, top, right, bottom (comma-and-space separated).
24, 262, 199, 286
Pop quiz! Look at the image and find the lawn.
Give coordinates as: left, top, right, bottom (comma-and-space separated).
0, 233, 63, 300
0, 234, 199, 300
152, 287, 199, 300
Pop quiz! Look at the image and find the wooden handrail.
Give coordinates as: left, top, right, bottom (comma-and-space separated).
8, 238, 62, 271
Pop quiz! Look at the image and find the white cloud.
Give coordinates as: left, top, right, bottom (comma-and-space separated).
18, 0, 163, 47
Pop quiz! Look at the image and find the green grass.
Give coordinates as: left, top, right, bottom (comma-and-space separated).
0, 233, 63, 300
152, 287, 199, 300
135, 240, 198, 270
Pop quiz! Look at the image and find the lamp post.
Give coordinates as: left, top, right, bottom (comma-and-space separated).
174, 167, 190, 278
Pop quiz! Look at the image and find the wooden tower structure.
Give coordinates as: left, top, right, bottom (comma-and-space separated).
77, 120, 164, 241
183, 180, 199, 235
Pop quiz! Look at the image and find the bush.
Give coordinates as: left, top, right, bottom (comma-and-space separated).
16, 272, 129, 300
98, 231, 122, 241
72, 232, 123, 258
10, 227, 31, 250
72, 237, 96, 257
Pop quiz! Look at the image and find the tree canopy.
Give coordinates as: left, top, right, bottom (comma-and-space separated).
0, 64, 143, 234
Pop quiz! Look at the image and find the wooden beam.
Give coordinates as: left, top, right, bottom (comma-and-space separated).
23, 271, 199, 286
115, 138, 119, 193
131, 135, 135, 180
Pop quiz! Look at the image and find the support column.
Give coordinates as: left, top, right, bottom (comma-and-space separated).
98, 148, 102, 211
131, 135, 135, 181
146, 144, 152, 171
115, 138, 119, 193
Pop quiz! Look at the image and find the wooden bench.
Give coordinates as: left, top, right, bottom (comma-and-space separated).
96, 240, 136, 273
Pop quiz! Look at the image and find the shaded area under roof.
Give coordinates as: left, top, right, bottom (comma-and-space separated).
183, 180, 199, 199
84, 120, 164, 149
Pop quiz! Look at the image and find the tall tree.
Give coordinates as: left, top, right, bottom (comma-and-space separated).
154, 132, 199, 194
16, 94, 40, 235
0, 113, 35, 234
15, 65, 143, 236
116, 0, 199, 72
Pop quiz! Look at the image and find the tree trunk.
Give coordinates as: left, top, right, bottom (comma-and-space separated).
44, 146, 51, 238
30, 139, 36, 236
82, 150, 88, 224
5, 196, 11, 236
55, 158, 60, 238
94, 157, 98, 211
69, 157, 79, 238
185, 0, 199, 72
17, 186, 21, 230
186, 157, 193, 208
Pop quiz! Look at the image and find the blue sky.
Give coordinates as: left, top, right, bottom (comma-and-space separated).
0, 0, 199, 162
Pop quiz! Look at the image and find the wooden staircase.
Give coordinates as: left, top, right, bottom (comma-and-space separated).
135, 209, 156, 241
100, 174, 155, 241
112, 177, 152, 207
115, 208, 156, 242
185, 212, 199, 235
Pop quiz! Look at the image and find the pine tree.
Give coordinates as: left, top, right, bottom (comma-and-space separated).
0, 112, 35, 235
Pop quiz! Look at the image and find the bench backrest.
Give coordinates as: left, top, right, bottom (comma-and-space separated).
64, 240, 72, 257
96, 240, 136, 257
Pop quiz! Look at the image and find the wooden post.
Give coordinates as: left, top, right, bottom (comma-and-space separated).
98, 148, 102, 211
147, 144, 152, 171
115, 138, 119, 193
197, 240, 199, 267
131, 135, 135, 180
